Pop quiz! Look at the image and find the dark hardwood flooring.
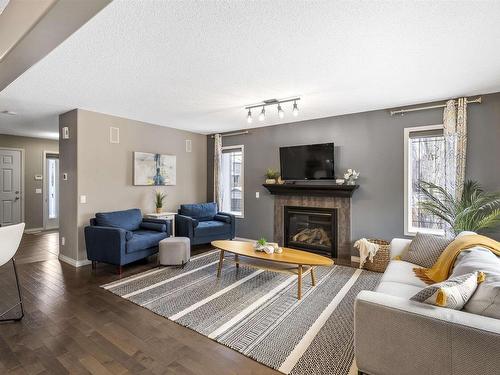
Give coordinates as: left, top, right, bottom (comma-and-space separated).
0, 232, 280, 374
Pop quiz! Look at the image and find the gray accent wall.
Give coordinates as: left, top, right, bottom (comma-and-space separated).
59, 109, 207, 263
207, 92, 500, 248
0, 134, 59, 230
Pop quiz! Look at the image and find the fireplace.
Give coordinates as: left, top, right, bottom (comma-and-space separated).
284, 206, 337, 258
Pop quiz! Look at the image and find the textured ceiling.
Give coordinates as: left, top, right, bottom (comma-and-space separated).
1, 0, 500, 139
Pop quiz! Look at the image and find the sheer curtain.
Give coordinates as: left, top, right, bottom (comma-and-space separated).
213, 134, 223, 210
443, 98, 467, 235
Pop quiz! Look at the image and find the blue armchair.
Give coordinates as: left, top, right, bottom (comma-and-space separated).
175, 202, 235, 245
84, 208, 171, 273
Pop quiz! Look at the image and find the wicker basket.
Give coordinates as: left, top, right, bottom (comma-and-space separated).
362, 239, 390, 273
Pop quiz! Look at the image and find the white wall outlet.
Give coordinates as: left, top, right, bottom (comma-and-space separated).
109, 127, 120, 143
185, 139, 192, 152
35, 188, 42, 194
80, 195, 87, 204
255, 192, 260, 198
63, 173, 68, 180
61, 126, 69, 139
34, 175, 43, 180
61, 237, 65, 246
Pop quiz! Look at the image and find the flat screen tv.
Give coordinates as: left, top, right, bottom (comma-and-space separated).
279, 142, 335, 181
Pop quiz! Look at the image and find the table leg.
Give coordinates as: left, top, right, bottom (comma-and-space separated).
310, 267, 316, 286
235, 254, 239, 269
297, 265, 303, 300
217, 250, 225, 277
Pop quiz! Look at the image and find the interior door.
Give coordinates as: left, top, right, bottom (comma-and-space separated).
0, 149, 22, 226
44, 155, 59, 230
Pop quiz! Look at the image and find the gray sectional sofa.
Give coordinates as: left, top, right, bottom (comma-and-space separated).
354, 235, 500, 375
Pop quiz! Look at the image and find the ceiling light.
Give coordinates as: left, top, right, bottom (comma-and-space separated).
1, 110, 17, 116
292, 101, 299, 117
247, 109, 253, 123
259, 107, 265, 121
277, 104, 284, 119
244, 97, 300, 122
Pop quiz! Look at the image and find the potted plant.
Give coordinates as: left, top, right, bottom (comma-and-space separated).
265, 168, 280, 184
154, 190, 166, 213
418, 180, 500, 235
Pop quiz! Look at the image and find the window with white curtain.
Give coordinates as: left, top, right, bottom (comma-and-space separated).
221, 145, 244, 217
404, 125, 445, 235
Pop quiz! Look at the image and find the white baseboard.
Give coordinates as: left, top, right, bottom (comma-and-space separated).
24, 227, 44, 234
58, 254, 91, 268
351, 256, 360, 263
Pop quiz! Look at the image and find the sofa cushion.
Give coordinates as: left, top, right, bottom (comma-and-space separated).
140, 222, 167, 232
214, 214, 231, 223
376, 281, 424, 299
451, 246, 500, 319
410, 271, 482, 310
96, 208, 143, 231
401, 232, 452, 268
379, 260, 428, 288
126, 230, 168, 254
179, 203, 217, 221
194, 220, 230, 237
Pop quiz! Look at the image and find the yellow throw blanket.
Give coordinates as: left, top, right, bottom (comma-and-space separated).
414, 234, 500, 284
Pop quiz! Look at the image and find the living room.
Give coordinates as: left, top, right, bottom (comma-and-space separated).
0, 1, 499, 374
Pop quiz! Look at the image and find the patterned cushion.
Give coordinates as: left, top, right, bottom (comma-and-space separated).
401, 232, 452, 268
410, 271, 483, 310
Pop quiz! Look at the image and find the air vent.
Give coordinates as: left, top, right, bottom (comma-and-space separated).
110, 127, 119, 144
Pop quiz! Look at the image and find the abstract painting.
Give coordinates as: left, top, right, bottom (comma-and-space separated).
133, 152, 176, 186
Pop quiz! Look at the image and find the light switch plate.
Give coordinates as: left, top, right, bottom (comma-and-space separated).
80, 195, 87, 204
35, 188, 42, 194
34, 175, 43, 180
63, 173, 68, 180
255, 192, 260, 198
61, 126, 69, 139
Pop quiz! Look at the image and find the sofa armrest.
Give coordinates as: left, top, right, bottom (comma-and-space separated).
354, 291, 500, 375
389, 238, 411, 258
217, 212, 235, 239
84, 226, 127, 265
175, 214, 197, 237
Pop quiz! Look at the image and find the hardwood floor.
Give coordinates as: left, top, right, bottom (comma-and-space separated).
0, 232, 279, 374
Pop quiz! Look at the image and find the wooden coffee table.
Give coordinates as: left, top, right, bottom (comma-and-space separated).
211, 240, 334, 299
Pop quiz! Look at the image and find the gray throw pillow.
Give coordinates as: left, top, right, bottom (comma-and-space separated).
401, 232, 452, 268
451, 246, 500, 319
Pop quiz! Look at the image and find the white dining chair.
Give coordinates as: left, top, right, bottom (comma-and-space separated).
0, 222, 25, 322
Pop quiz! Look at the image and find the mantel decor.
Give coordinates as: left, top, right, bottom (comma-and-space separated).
262, 183, 358, 197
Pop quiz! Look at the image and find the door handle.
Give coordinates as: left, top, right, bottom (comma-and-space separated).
14, 197, 19, 201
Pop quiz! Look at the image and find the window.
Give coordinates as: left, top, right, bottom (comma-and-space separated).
404, 125, 445, 236
221, 145, 244, 217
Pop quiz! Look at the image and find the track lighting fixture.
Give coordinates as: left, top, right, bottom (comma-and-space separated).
244, 97, 300, 122
258, 107, 266, 121
292, 100, 299, 117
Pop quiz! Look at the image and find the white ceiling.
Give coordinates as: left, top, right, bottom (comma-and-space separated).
1, 0, 500, 139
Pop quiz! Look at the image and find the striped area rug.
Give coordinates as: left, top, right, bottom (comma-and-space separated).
102, 250, 381, 375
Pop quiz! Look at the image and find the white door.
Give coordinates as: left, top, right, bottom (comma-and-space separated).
44, 155, 59, 229
0, 149, 22, 226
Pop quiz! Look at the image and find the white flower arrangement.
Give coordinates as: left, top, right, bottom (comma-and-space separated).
344, 168, 360, 180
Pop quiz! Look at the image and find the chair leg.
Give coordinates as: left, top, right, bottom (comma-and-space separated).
0, 258, 24, 322
91, 261, 97, 270
117, 265, 123, 275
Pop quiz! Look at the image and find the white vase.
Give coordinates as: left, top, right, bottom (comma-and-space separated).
265, 179, 276, 184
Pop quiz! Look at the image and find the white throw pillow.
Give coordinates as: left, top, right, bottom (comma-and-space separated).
410, 271, 482, 310
451, 246, 500, 319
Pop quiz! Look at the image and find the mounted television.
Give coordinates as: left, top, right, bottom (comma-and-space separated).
279, 142, 335, 181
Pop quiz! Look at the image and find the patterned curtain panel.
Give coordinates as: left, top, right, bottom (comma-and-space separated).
213, 134, 223, 210
443, 98, 468, 234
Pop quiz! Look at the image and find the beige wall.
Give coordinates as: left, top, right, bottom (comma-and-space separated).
0, 134, 59, 230
59, 109, 207, 263
59, 110, 78, 261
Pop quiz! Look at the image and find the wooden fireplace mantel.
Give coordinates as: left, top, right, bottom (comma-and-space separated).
262, 183, 358, 197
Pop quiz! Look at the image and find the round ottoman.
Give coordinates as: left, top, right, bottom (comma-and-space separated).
159, 237, 190, 266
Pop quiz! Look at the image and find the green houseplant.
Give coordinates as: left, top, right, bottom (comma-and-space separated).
265, 168, 280, 184
418, 180, 500, 235
154, 191, 166, 213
